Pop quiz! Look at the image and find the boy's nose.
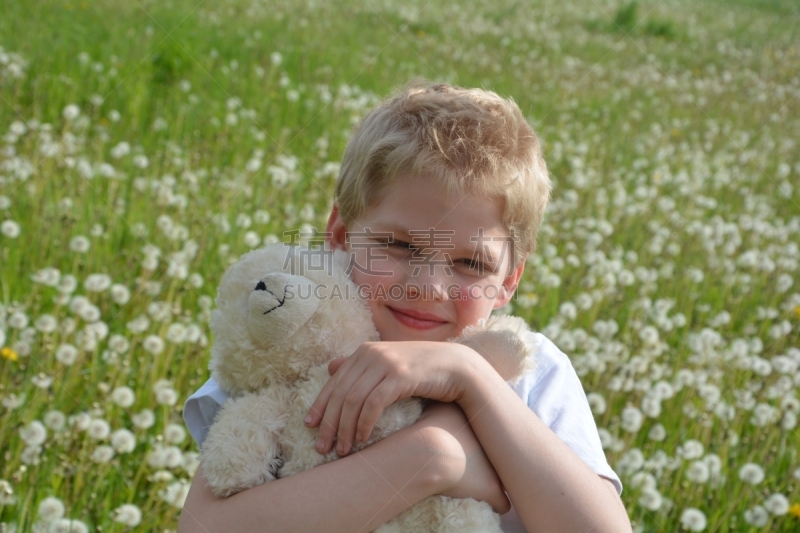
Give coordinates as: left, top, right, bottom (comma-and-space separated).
405, 266, 451, 301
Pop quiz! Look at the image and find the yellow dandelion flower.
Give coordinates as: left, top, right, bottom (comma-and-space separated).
789, 503, 800, 518
794, 305, 800, 320
1, 347, 18, 362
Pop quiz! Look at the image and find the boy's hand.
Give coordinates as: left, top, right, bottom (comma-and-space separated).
304, 341, 487, 456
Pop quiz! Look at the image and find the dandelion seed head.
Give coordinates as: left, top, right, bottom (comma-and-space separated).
111, 386, 135, 408
680, 508, 707, 531
113, 503, 142, 527
37, 496, 65, 522
110, 428, 136, 453
20, 421, 47, 446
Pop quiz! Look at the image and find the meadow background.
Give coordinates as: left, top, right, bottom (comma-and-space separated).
1, 0, 799, 530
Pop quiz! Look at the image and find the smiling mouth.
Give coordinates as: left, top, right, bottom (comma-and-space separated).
387, 306, 448, 330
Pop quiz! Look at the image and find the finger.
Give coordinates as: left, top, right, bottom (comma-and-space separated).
327, 357, 347, 376
336, 370, 388, 456
305, 357, 357, 427
316, 363, 370, 454
355, 379, 402, 445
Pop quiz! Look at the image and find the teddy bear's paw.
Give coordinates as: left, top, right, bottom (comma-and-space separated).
204, 454, 284, 497
201, 390, 288, 497
379, 495, 501, 533
435, 496, 502, 533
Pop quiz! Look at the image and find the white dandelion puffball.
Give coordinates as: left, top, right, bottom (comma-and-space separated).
738, 463, 765, 485
587, 392, 606, 415
91, 445, 115, 464
69, 412, 91, 431
679, 439, 704, 460
648, 424, 666, 441
182, 451, 200, 476
244, 230, 261, 248
110, 284, 131, 305
69, 235, 90, 253
680, 508, 707, 531
109, 334, 130, 354
34, 314, 58, 333
20, 421, 47, 446
160, 480, 190, 509
164, 446, 184, 468
49, 518, 89, 533
166, 323, 186, 343
638, 488, 663, 511
621, 405, 644, 433
143, 335, 165, 355
1, 219, 21, 238
38, 496, 65, 521
156, 387, 178, 406
55, 344, 79, 365
32, 374, 54, 389
686, 460, 710, 483
763, 493, 789, 515
43, 411, 66, 431
152, 470, 174, 483
21, 444, 43, 465
84, 273, 112, 292
132, 409, 155, 430
164, 423, 186, 444
114, 503, 142, 527
111, 386, 135, 408
110, 141, 130, 158
743, 505, 769, 527
62, 104, 81, 120
87, 418, 110, 440
0, 479, 16, 505
110, 428, 136, 454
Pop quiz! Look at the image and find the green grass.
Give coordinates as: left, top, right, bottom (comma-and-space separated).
1, 0, 799, 531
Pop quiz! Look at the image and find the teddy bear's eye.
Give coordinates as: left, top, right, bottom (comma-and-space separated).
255, 281, 267, 291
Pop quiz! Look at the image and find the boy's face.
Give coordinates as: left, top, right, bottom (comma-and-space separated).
326, 174, 525, 342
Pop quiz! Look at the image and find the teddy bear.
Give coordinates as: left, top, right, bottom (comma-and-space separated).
200, 243, 538, 532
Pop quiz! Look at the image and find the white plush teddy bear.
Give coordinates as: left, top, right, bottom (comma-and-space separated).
201, 243, 538, 532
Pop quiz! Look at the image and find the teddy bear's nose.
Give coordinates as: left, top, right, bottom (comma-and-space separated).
255, 281, 267, 291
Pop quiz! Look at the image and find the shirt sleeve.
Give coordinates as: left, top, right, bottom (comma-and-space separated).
182, 377, 230, 448
511, 333, 623, 495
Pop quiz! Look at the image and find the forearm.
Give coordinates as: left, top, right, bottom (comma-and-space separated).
458, 358, 632, 533
178, 421, 447, 533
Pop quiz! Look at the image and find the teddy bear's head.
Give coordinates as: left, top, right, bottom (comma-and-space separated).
209, 244, 378, 396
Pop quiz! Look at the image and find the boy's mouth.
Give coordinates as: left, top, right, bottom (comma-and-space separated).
387, 306, 449, 330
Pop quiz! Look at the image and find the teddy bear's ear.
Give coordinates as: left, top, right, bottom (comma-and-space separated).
451, 315, 537, 383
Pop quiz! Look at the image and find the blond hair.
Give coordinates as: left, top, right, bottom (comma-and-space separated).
335, 81, 551, 263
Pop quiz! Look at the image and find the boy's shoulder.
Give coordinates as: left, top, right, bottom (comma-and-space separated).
511, 329, 599, 434
513, 330, 579, 396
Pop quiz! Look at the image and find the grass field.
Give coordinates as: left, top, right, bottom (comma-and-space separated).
1, 0, 799, 530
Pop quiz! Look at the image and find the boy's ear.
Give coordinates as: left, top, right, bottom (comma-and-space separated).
493, 260, 526, 309
325, 204, 347, 251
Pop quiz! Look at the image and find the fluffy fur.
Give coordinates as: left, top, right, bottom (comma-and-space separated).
201, 243, 539, 532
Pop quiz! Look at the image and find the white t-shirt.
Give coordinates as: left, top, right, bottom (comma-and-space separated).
183, 332, 622, 532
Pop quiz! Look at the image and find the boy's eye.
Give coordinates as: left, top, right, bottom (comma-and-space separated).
459, 258, 493, 274
388, 239, 417, 251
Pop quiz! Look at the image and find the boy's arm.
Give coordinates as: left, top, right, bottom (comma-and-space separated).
178, 401, 508, 533
457, 355, 632, 533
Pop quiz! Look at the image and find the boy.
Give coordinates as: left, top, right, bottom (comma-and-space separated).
179, 82, 629, 532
